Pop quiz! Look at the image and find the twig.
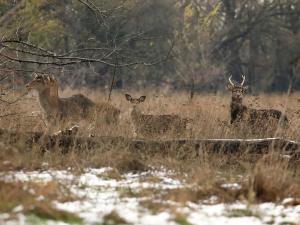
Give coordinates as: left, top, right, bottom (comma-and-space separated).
108, 53, 117, 102
1, 87, 15, 96
0, 113, 17, 118
0, 91, 28, 105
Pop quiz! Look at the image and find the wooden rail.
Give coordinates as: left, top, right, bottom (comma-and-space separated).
0, 129, 298, 156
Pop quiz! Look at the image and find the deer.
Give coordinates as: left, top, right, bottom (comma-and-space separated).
125, 94, 189, 137
26, 73, 120, 126
46, 74, 120, 124
26, 73, 95, 121
227, 75, 290, 126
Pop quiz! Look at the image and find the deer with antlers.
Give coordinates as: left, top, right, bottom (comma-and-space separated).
227, 75, 290, 126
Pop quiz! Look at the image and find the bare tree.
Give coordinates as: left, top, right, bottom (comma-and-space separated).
0, 1, 179, 89
172, 2, 225, 98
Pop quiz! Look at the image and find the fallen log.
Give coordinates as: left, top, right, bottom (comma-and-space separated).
0, 129, 298, 156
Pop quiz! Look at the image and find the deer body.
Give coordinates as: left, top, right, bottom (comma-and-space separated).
227, 75, 289, 125
57, 94, 95, 119
26, 74, 95, 121
27, 73, 120, 125
131, 106, 184, 133
125, 94, 188, 137
48, 74, 120, 123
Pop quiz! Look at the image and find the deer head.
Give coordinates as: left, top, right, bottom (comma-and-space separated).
227, 75, 249, 103
125, 94, 146, 106
125, 94, 146, 119
26, 73, 49, 92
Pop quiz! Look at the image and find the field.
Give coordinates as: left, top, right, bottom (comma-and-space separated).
0, 89, 300, 225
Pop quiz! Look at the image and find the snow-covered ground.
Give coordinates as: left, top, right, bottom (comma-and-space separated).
1, 167, 300, 225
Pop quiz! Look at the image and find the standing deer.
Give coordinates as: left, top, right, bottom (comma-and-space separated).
26, 73, 95, 121
227, 75, 289, 125
26, 73, 120, 125
48, 74, 120, 124
125, 94, 189, 137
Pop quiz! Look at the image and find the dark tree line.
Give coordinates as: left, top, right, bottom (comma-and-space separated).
0, 0, 300, 96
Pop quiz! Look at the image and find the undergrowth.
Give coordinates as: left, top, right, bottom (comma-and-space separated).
0, 90, 300, 222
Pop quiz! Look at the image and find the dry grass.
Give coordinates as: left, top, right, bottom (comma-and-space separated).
1, 88, 300, 221
3, 87, 300, 138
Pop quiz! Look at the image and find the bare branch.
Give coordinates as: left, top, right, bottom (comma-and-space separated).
0, 91, 29, 105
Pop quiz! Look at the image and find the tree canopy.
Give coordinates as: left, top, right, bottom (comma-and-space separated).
0, 0, 300, 94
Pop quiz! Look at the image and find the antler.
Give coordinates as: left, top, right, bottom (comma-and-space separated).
35, 72, 49, 83
240, 75, 245, 86
229, 76, 235, 86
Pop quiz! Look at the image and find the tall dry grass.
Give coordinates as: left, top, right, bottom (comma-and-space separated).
0, 88, 300, 218
2, 87, 300, 138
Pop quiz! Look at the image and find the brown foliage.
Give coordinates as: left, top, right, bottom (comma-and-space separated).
0, 89, 300, 212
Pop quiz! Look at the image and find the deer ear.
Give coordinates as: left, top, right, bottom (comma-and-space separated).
42, 74, 48, 81
242, 85, 249, 92
50, 75, 56, 84
125, 94, 132, 101
227, 83, 234, 91
35, 73, 44, 79
139, 96, 146, 102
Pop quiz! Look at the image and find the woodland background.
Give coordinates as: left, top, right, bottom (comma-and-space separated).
1, 0, 300, 99
1, 2, 300, 224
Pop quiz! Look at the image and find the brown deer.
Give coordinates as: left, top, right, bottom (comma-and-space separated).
47, 74, 120, 124
125, 94, 189, 137
26, 73, 120, 124
227, 75, 289, 125
26, 73, 95, 121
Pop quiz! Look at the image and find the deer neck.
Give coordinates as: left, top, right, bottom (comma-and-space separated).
131, 106, 143, 121
38, 87, 58, 115
230, 98, 247, 116
230, 97, 247, 123
230, 97, 243, 110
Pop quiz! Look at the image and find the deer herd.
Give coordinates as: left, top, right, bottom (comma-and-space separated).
25, 73, 290, 137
